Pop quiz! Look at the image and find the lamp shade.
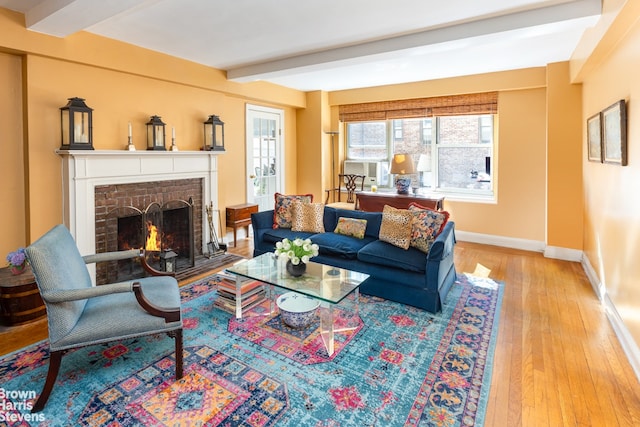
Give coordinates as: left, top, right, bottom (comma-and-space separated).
390, 154, 415, 174
416, 154, 430, 172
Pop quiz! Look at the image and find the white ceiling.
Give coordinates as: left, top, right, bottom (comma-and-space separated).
0, 0, 601, 92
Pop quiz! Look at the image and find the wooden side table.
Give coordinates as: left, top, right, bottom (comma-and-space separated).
0, 265, 46, 326
226, 203, 259, 247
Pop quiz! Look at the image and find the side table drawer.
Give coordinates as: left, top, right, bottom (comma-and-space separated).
226, 205, 257, 222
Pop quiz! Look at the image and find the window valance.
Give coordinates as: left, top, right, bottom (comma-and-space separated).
338, 92, 498, 122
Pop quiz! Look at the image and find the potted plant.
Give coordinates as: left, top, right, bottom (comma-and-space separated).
274, 238, 319, 277
6, 248, 28, 275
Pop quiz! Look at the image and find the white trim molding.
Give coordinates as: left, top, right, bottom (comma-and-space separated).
455, 230, 546, 253
581, 254, 640, 382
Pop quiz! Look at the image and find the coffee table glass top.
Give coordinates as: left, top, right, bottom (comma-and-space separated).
226, 253, 369, 304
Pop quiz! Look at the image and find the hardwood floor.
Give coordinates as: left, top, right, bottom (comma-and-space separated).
1, 238, 639, 426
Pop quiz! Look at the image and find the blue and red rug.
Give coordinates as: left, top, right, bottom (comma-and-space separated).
0, 273, 502, 426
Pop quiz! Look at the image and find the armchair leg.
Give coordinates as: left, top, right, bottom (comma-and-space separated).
172, 329, 184, 379
31, 350, 63, 413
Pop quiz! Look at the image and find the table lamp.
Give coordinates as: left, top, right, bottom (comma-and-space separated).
390, 154, 415, 194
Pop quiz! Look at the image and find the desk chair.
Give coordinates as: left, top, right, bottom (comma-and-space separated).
325, 174, 365, 210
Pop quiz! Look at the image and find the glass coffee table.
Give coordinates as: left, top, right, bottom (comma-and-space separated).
226, 253, 369, 355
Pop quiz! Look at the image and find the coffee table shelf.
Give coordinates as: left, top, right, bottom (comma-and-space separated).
226, 253, 369, 355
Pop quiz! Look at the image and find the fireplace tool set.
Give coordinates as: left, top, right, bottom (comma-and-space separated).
205, 201, 227, 258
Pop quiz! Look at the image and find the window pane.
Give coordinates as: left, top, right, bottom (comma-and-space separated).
438, 115, 488, 146
347, 122, 386, 160
391, 118, 432, 188
437, 147, 492, 190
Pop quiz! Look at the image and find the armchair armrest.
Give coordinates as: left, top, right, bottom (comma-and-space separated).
83, 249, 140, 264
41, 282, 133, 303
83, 249, 175, 277
427, 221, 456, 261
133, 282, 181, 323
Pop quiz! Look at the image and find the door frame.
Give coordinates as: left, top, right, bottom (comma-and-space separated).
245, 104, 285, 211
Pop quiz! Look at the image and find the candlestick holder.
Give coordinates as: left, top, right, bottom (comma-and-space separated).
170, 137, 179, 151
127, 136, 136, 151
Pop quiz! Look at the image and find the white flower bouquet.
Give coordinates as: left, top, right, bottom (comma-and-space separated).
274, 238, 319, 265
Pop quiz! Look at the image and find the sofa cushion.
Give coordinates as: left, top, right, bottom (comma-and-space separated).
378, 205, 412, 249
324, 207, 382, 237
357, 240, 426, 273
273, 193, 313, 229
263, 228, 315, 244
291, 202, 325, 233
311, 232, 376, 259
408, 203, 450, 253
334, 217, 367, 239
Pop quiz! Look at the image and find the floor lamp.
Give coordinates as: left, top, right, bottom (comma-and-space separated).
326, 131, 339, 202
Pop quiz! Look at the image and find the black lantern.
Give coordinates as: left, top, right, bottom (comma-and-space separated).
159, 249, 178, 272
203, 115, 225, 151
60, 97, 93, 150
146, 115, 167, 150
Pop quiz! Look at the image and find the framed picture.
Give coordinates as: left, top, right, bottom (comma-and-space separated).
602, 99, 628, 165
587, 112, 602, 162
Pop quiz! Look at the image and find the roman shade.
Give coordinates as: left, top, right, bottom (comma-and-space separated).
338, 92, 498, 122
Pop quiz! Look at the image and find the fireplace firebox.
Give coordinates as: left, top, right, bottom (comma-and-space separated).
94, 178, 203, 285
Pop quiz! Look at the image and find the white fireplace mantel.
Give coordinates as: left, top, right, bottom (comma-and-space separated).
58, 150, 222, 259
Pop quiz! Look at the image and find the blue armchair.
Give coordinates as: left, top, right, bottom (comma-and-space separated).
25, 224, 183, 412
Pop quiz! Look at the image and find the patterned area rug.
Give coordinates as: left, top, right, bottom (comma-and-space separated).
0, 273, 503, 426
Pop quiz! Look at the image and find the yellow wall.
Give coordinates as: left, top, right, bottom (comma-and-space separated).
0, 52, 26, 253
577, 0, 640, 345
547, 62, 584, 250
296, 91, 333, 202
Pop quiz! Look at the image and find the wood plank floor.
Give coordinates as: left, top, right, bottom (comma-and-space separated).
1, 238, 639, 426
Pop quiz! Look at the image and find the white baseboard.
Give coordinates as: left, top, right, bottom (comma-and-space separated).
455, 230, 546, 253
543, 245, 583, 262
581, 255, 640, 382
456, 231, 582, 262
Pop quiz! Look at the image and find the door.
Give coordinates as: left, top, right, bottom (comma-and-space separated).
246, 104, 284, 211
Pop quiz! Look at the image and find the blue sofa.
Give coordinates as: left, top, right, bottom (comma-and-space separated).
251, 206, 457, 313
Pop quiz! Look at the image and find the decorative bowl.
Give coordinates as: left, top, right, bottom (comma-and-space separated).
276, 292, 320, 329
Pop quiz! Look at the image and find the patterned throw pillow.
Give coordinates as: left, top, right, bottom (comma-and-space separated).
291, 202, 325, 233
334, 217, 367, 239
408, 202, 450, 253
273, 193, 313, 229
378, 205, 412, 250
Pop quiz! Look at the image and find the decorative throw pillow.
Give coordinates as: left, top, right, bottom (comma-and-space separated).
334, 217, 367, 239
379, 205, 412, 250
291, 202, 325, 233
408, 202, 450, 253
273, 193, 313, 229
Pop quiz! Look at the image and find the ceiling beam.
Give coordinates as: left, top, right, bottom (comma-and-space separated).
25, 0, 150, 37
228, 0, 601, 82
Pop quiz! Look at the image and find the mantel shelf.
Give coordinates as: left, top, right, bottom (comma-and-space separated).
55, 149, 225, 157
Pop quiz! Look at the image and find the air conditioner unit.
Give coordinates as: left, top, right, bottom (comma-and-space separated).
343, 160, 388, 187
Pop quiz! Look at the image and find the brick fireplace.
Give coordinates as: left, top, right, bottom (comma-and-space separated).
94, 179, 202, 284
58, 150, 222, 284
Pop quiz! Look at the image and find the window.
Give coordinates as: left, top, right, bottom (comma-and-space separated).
346, 114, 494, 198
